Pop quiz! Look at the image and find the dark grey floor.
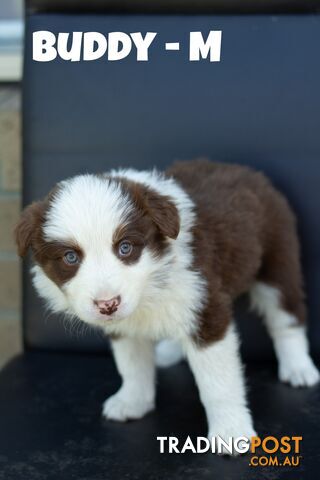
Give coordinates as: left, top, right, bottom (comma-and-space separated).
0, 352, 319, 479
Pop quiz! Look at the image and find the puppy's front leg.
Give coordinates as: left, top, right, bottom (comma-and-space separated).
103, 336, 155, 421
185, 324, 256, 450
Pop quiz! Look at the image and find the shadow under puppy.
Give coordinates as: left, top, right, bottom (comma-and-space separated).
15, 160, 319, 453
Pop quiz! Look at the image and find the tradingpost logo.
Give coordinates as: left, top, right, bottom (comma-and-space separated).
157, 435, 303, 466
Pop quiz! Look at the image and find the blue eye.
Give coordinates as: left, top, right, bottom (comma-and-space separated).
119, 241, 133, 257
64, 250, 79, 265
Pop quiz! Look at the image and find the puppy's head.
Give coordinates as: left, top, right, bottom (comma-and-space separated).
15, 174, 180, 327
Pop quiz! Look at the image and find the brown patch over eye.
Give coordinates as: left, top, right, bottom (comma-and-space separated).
110, 177, 180, 264
14, 184, 84, 287
34, 241, 83, 286
113, 223, 145, 265
113, 206, 171, 265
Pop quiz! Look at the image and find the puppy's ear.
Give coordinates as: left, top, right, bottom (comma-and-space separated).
15, 201, 45, 257
138, 186, 180, 240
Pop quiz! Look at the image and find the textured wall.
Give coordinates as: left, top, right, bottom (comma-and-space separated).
0, 86, 22, 367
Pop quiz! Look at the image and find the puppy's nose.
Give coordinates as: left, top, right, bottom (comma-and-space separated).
94, 295, 121, 316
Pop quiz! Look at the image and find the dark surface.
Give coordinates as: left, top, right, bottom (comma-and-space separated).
24, 13, 320, 355
26, 0, 320, 14
0, 352, 319, 479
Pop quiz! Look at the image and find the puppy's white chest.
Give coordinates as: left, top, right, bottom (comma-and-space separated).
106, 270, 206, 341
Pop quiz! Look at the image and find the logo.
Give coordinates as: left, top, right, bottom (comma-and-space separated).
157, 435, 302, 466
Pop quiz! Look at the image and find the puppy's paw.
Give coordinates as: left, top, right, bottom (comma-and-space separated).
208, 416, 257, 456
102, 390, 155, 422
279, 358, 320, 387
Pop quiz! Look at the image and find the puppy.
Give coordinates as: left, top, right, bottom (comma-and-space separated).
15, 160, 319, 449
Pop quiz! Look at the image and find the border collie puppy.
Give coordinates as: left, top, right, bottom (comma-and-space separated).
15, 160, 319, 449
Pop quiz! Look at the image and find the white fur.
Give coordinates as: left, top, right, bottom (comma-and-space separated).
32, 170, 206, 341
31, 168, 319, 454
32, 264, 69, 313
155, 339, 184, 367
103, 337, 155, 421
184, 324, 256, 454
250, 282, 320, 387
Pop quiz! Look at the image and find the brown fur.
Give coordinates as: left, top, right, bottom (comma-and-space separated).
16, 160, 306, 348
15, 176, 180, 280
112, 177, 179, 262
15, 197, 84, 287
166, 159, 306, 346
15, 186, 84, 286
35, 241, 83, 286
15, 200, 47, 257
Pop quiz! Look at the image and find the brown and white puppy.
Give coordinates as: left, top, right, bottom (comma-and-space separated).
15, 160, 319, 451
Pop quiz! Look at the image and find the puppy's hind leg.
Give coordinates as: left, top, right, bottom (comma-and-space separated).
251, 200, 319, 387
250, 282, 319, 387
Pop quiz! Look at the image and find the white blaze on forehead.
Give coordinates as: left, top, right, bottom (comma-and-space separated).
43, 175, 133, 249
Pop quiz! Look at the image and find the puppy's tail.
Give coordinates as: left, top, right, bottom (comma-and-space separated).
155, 339, 184, 368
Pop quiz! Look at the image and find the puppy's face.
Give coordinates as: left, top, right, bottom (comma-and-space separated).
15, 175, 179, 327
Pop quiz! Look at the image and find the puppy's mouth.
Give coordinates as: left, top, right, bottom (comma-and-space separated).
96, 309, 120, 322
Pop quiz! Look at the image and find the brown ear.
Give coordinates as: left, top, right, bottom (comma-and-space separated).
139, 187, 180, 240
15, 201, 45, 257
